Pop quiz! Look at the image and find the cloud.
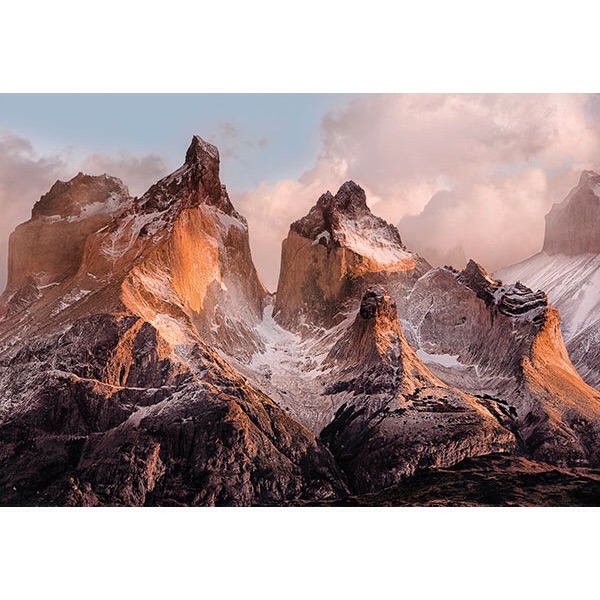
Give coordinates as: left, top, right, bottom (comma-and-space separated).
234, 156, 354, 291
79, 153, 168, 197
237, 94, 600, 287
210, 122, 271, 164
218, 121, 241, 139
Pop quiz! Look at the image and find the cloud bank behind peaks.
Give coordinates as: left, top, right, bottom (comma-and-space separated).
238, 94, 600, 287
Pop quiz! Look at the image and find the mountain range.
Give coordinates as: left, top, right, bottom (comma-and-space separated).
0, 136, 599, 506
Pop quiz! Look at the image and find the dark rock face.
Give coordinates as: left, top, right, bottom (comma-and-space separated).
358, 286, 395, 320
543, 170, 600, 255
319, 286, 517, 494
141, 135, 243, 220
290, 180, 403, 249
32, 173, 129, 220
458, 259, 547, 323
303, 454, 600, 507
0, 136, 346, 506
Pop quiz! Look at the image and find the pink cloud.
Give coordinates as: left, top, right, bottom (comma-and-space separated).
238, 94, 600, 286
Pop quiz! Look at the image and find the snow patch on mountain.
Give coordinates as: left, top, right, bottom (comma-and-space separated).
416, 349, 465, 369
496, 252, 600, 340
216, 211, 246, 232
335, 215, 412, 266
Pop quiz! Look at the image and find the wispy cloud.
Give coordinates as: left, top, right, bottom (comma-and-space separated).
79, 153, 168, 197
237, 94, 600, 288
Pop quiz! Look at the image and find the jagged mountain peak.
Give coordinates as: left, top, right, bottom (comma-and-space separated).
543, 169, 600, 255
292, 180, 398, 243
455, 258, 547, 322
459, 258, 498, 283
290, 180, 406, 261
185, 135, 220, 165
328, 180, 368, 211
579, 169, 599, 184
140, 135, 241, 220
32, 172, 129, 221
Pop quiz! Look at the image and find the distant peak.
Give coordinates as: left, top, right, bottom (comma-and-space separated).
543, 169, 600, 255
579, 170, 599, 185
185, 135, 220, 166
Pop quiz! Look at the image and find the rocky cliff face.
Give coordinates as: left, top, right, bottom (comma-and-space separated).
1, 143, 600, 506
274, 181, 430, 332
498, 171, 600, 389
403, 260, 600, 466
543, 170, 600, 255
319, 287, 516, 493
5, 173, 130, 294
0, 137, 347, 506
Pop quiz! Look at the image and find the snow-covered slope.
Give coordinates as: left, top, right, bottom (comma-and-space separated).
497, 170, 600, 389
497, 253, 600, 341
497, 252, 600, 388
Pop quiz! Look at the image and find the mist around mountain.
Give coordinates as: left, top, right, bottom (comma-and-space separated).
0, 137, 599, 506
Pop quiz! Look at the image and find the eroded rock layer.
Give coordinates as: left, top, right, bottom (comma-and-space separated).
274, 181, 430, 332
0, 137, 346, 506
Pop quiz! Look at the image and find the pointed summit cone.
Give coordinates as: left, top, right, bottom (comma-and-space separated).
274, 181, 430, 332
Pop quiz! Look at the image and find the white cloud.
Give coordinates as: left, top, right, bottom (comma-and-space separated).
237, 94, 600, 285
79, 153, 168, 197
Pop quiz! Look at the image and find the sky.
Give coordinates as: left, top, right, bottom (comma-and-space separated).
1, 93, 600, 292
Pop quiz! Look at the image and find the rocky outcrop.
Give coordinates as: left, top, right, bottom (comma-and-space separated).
543, 170, 600, 255
274, 181, 430, 332
0, 136, 347, 506
5, 173, 130, 293
319, 286, 516, 493
305, 454, 600, 507
404, 260, 600, 466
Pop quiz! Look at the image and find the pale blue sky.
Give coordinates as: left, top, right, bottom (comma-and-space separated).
0, 94, 358, 192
